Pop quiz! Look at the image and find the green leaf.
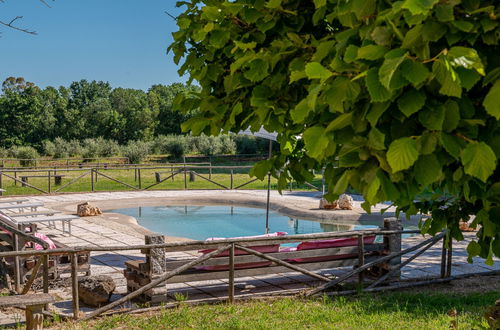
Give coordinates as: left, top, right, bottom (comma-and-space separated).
290, 85, 322, 123
461, 142, 497, 182
379, 54, 407, 90
466, 241, 481, 263
435, 4, 455, 22
442, 100, 460, 132
305, 62, 333, 83
266, 0, 283, 9
418, 104, 445, 130
397, 89, 426, 117
303, 126, 330, 161
324, 77, 360, 112
483, 80, 500, 119
209, 30, 230, 48
447, 47, 485, 75
244, 59, 269, 82
366, 102, 389, 126
366, 68, 392, 102
455, 67, 481, 91
417, 131, 438, 155
368, 127, 386, 150
325, 113, 353, 132
365, 175, 381, 204
440, 133, 462, 159
249, 159, 273, 180
371, 26, 392, 46
357, 45, 388, 60
414, 154, 442, 186
402, 0, 439, 15
333, 170, 351, 195
387, 137, 419, 172
313, 0, 326, 9
432, 60, 462, 97
401, 60, 430, 86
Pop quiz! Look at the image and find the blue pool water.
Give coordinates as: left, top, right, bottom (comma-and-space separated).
111, 205, 380, 241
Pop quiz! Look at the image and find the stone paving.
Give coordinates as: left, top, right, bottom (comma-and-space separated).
0, 190, 498, 320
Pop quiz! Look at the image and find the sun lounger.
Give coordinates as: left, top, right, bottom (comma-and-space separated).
13, 214, 78, 235
8, 210, 62, 217
0, 198, 30, 204
0, 202, 44, 212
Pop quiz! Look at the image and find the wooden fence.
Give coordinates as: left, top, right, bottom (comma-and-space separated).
0, 220, 477, 323
0, 164, 322, 195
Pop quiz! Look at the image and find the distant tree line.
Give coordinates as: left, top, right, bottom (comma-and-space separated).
0, 77, 273, 163
0, 77, 197, 148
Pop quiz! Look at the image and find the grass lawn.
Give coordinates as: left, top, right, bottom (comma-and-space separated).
53, 291, 497, 329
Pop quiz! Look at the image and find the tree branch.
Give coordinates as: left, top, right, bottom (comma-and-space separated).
0, 16, 37, 35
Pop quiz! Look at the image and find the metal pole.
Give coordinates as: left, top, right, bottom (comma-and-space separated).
265, 140, 272, 234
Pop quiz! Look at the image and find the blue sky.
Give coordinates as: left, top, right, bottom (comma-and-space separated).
1, 0, 186, 90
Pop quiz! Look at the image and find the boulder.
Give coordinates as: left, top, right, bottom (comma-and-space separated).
337, 194, 354, 210
78, 275, 115, 307
77, 202, 102, 217
319, 198, 338, 210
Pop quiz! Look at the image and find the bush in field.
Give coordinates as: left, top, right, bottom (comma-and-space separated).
99, 138, 121, 157
10, 146, 39, 167
52, 138, 83, 158
218, 135, 236, 155
195, 135, 220, 156
0, 148, 9, 159
121, 140, 151, 164
81, 138, 101, 160
152, 135, 187, 160
41, 140, 57, 157
234, 135, 257, 155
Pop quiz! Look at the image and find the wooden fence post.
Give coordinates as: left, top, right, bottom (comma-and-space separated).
183, 164, 187, 190
228, 243, 235, 303
13, 233, 21, 293
357, 234, 365, 286
71, 253, 80, 320
138, 168, 142, 189
48, 170, 51, 193
230, 170, 234, 189
91, 169, 95, 192
383, 218, 403, 279
0, 172, 3, 196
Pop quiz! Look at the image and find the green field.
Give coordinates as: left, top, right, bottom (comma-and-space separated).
54, 291, 497, 329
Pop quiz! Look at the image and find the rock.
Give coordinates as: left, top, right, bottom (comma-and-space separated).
78, 275, 115, 307
459, 220, 476, 232
319, 198, 338, 210
337, 194, 354, 210
77, 202, 102, 217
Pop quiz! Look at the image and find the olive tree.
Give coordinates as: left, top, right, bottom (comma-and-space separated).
170, 0, 499, 264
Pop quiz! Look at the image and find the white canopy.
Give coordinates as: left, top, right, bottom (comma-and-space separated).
238, 127, 277, 141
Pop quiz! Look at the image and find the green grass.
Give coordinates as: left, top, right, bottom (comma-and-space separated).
56, 291, 496, 329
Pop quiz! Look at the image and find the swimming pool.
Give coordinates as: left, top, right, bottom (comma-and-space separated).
110, 205, 381, 241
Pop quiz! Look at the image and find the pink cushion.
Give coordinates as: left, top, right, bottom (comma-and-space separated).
285, 235, 376, 263
197, 232, 287, 271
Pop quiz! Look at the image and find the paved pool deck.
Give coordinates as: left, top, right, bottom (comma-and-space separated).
0, 190, 498, 319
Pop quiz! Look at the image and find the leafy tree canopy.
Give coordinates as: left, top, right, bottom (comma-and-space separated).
170, 0, 500, 263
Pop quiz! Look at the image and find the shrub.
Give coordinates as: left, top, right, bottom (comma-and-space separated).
121, 140, 151, 164
52, 138, 83, 158
99, 138, 121, 157
234, 135, 258, 155
41, 140, 57, 157
81, 138, 101, 160
218, 135, 236, 155
10, 146, 39, 167
0, 148, 9, 159
195, 135, 221, 156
